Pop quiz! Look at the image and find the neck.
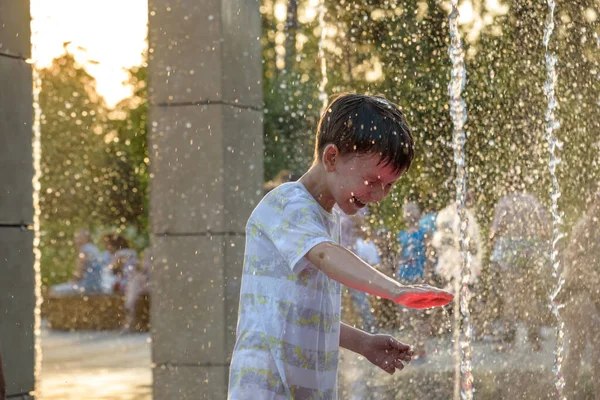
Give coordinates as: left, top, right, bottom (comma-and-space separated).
299, 163, 336, 212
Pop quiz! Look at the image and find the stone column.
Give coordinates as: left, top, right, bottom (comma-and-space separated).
0, 1, 36, 399
147, 0, 263, 398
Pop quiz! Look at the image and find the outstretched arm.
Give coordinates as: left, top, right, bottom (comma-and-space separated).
307, 242, 452, 308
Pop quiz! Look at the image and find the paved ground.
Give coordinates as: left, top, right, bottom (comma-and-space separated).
37, 322, 593, 399
38, 321, 152, 400
338, 325, 597, 399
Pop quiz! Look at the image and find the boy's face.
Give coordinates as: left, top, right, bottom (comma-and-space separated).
326, 150, 404, 216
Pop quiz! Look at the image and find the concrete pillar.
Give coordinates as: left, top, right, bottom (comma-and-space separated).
0, 1, 36, 399
147, 0, 263, 397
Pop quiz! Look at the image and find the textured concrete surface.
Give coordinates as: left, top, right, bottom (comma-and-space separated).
0, 4, 35, 395
148, 0, 263, 396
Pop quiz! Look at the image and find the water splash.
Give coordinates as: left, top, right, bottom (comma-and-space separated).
542, 0, 566, 397
595, 32, 600, 107
447, 2, 473, 400
317, 0, 328, 112
29, 16, 44, 395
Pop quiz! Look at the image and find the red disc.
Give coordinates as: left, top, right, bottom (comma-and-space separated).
395, 291, 453, 309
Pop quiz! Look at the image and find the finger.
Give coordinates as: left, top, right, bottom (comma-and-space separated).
394, 358, 405, 369
388, 336, 410, 352
383, 364, 396, 375
398, 352, 412, 362
381, 359, 395, 374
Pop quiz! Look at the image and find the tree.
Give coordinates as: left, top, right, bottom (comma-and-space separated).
261, 0, 600, 233
39, 50, 150, 285
103, 64, 149, 239
38, 51, 108, 284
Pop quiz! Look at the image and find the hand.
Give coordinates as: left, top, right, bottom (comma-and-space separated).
362, 334, 413, 375
392, 284, 453, 309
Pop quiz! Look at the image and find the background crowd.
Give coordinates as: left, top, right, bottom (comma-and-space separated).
49, 229, 151, 332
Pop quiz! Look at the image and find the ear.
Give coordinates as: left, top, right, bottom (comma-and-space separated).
322, 144, 339, 173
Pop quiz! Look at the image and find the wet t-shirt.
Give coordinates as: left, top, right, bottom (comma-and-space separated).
228, 182, 342, 400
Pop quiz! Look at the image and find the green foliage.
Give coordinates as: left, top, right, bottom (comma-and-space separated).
38, 52, 108, 285
38, 0, 600, 286
261, 0, 600, 233
39, 52, 149, 286
104, 64, 150, 236
262, 4, 322, 180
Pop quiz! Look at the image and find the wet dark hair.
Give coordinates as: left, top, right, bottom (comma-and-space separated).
102, 233, 131, 251
315, 93, 414, 174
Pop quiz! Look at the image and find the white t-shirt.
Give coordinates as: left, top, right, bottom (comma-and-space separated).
229, 182, 342, 400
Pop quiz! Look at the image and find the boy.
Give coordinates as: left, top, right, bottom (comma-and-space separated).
228, 94, 453, 399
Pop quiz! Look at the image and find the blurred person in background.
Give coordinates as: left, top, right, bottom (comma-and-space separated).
489, 192, 551, 350
396, 202, 429, 360
396, 202, 427, 283
122, 248, 151, 333
50, 229, 103, 295
419, 209, 439, 286
561, 189, 600, 398
102, 233, 139, 295
432, 190, 482, 290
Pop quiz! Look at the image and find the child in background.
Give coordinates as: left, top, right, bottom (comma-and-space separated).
396, 202, 430, 361
396, 202, 427, 282
228, 93, 453, 399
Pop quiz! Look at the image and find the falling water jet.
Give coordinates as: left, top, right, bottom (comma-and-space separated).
542, 0, 566, 397
29, 18, 44, 395
317, 0, 328, 112
595, 32, 600, 107
447, 2, 473, 400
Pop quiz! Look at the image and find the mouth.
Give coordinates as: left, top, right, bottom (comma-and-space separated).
351, 196, 366, 208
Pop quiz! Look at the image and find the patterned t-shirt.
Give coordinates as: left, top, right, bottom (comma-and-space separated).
228, 182, 342, 400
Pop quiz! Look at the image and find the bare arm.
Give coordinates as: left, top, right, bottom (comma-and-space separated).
339, 322, 370, 355
307, 242, 400, 299
340, 322, 413, 374
307, 242, 453, 308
